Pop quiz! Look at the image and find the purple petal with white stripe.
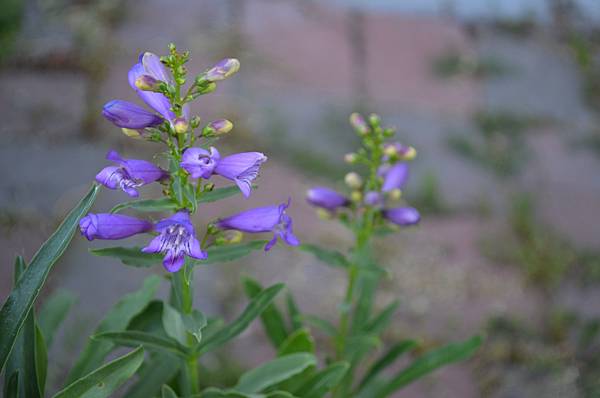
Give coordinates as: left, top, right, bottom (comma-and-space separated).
214, 152, 267, 198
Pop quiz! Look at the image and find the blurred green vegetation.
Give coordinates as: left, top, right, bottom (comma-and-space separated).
447, 111, 540, 177
0, 0, 24, 62
406, 171, 448, 216
432, 50, 509, 79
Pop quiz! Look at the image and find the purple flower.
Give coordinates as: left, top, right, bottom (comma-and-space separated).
128, 52, 180, 123
214, 152, 267, 198
180, 147, 220, 179
142, 211, 207, 272
383, 207, 420, 226
95, 150, 167, 197
79, 213, 152, 241
306, 187, 349, 211
381, 163, 409, 193
205, 58, 240, 81
216, 199, 299, 251
364, 191, 383, 207
204, 119, 233, 136
102, 100, 163, 129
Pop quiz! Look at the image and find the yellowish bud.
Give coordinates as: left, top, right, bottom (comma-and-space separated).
400, 146, 417, 160
383, 145, 397, 157
344, 153, 357, 164
174, 118, 188, 134
317, 208, 333, 220
388, 189, 402, 201
121, 128, 142, 139
344, 172, 363, 189
350, 191, 362, 202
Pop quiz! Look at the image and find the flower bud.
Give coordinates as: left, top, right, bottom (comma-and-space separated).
400, 146, 417, 160
368, 113, 380, 128
350, 191, 362, 202
364, 191, 382, 207
204, 182, 215, 191
344, 153, 357, 164
174, 118, 188, 134
317, 208, 333, 220
135, 75, 162, 92
121, 128, 143, 139
205, 58, 240, 82
204, 119, 233, 136
216, 230, 244, 245
388, 189, 402, 201
190, 116, 201, 129
344, 172, 363, 189
349, 112, 369, 135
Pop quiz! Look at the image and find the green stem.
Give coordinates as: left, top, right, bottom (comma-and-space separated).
171, 264, 200, 394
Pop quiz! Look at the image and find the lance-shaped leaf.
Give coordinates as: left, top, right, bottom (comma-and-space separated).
277, 328, 315, 356
93, 330, 189, 358
374, 335, 482, 397
91, 241, 267, 268
298, 244, 350, 269
111, 198, 178, 214
242, 276, 288, 348
34, 326, 48, 397
359, 340, 418, 390
0, 184, 99, 371
235, 353, 317, 393
294, 361, 349, 398
66, 275, 160, 382
161, 303, 187, 345
161, 385, 178, 398
4, 257, 41, 398
301, 315, 337, 337
183, 310, 207, 343
286, 293, 303, 331
125, 353, 180, 398
52, 346, 144, 398
364, 300, 399, 334
195, 284, 284, 356
37, 289, 76, 347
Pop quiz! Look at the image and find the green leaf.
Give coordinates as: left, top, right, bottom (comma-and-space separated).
5, 371, 19, 398
286, 293, 302, 331
242, 276, 288, 348
162, 384, 178, 398
359, 340, 418, 390
196, 284, 285, 356
374, 336, 482, 397
110, 198, 177, 214
124, 353, 180, 398
38, 289, 76, 347
301, 315, 337, 337
52, 346, 144, 398
162, 303, 187, 345
235, 353, 317, 393
277, 328, 315, 356
298, 244, 350, 269
364, 300, 399, 334
4, 257, 41, 398
196, 241, 268, 265
93, 331, 189, 358
198, 185, 243, 203
90, 247, 162, 268
34, 325, 48, 396
0, 184, 99, 371
92, 241, 268, 268
66, 275, 160, 382
183, 310, 207, 343
294, 361, 349, 398
127, 301, 166, 335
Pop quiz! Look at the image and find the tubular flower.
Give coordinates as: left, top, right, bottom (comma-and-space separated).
142, 211, 207, 272
364, 191, 383, 207
380, 163, 409, 193
102, 100, 163, 129
180, 147, 220, 179
383, 207, 420, 226
79, 213, 152, 241
205, 58, 240, 82
95, 150, 167, 197
129, 52, 190, 124
216, 199, 300, 251
214, 152, 267, 198
306, 187, 349, 211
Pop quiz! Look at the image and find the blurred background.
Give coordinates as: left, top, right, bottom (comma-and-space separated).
1, 0, 600, 396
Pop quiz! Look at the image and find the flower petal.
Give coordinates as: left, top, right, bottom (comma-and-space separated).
217, 205, 281, 233
306, 187, 349, 210
95, 166, 123, 190
180, 147, 220, 179
163, 251, 185, 272
102, 100, 163, 129
264, 235, 278, 251
186, 237, 207, 260
79, 213, 152, 241
215, 152, 267, 198
382, 163, 409, 192
383, 207, 420, 226
129, 61, 175, 121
